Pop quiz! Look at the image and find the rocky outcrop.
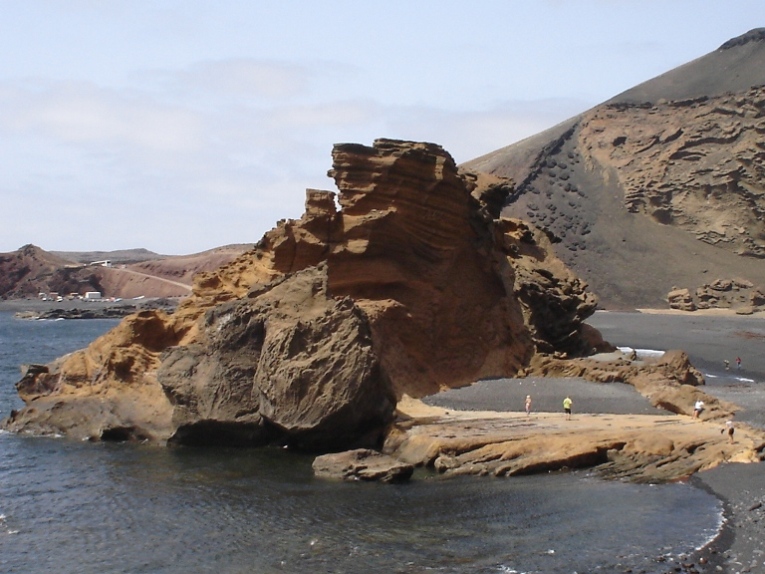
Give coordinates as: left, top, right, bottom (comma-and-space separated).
13, 298, 179, 320
313, 449, 414, 482
668, 288, 697, 311
668, 278, 765, 313
158, 265, 395, 450
387, 400, 765, 483
580, 86, 765, 257
2, 139, 602, 451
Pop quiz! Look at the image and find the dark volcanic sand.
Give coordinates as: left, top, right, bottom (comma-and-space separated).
427, 311, 765, 574
590, 311, 765, 574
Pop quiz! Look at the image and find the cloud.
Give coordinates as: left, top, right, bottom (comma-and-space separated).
370, 98, 593, 163
0, 80, 204, 155
189, 59, 310, 100
0, 62, 593, 254
141, 58, 315, 102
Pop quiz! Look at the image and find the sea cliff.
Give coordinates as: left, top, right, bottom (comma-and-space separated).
3, 139, 763, 486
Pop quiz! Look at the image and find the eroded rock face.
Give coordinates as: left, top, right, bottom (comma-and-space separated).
580, 87, 765, 257
461, 33, 765, 309
2, 139, 601, 450
158, 266, 395, 450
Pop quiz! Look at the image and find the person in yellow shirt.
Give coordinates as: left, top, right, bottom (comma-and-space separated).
563, 396, 573, 420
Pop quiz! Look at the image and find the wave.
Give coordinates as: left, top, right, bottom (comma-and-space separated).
617, 346, 666, 359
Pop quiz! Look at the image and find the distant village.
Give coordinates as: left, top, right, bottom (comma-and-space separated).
37, 259, 141, 303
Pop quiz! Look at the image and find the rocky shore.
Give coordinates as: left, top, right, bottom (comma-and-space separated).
397, 392, 761, 573
392, 310, 765, 574
4, 140, 764, 572
0, 297, 180, 319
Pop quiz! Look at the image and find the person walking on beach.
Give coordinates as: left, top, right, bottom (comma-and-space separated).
563, 396, 572, 420
721, 418, 735, 443
525, 395, 532, 417
736, 356, 741, 370
693, 399, 704, 419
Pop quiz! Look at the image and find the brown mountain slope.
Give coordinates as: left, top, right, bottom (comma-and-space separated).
0, 244, 101, 299
50, 248, 166, 265
0, 244, 250, 300
463, 28, 765, 310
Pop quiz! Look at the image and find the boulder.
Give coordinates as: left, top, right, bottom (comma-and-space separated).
668, 288, 696, 311
157, 265, 396, 450
312, 448, 414, 482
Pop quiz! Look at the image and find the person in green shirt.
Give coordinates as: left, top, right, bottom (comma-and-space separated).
563, 396, 573, 420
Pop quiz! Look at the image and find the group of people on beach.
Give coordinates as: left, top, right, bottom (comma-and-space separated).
523, 394, 573, 420
724, 356, 742, 370
523, 395, 734, 441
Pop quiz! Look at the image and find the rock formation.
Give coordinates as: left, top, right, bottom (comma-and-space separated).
3, 139, 603, 452
313, 449, 414, 483
667, 278, 765, 314
579, 87, 765, 257
462, 29, 765, 309
388, 397, 765, 483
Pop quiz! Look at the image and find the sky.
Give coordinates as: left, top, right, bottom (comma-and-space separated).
1, 1, 764, 255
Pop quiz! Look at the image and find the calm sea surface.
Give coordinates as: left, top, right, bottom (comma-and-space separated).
0, 311, 724, 573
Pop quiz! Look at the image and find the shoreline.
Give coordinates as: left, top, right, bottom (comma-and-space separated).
4, 299, 763, 571
606, 306, 765, 318
409, 361, 765, 573
0, 297, 181, 320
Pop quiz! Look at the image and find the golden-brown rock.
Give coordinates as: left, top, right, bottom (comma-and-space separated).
3, 139, 601, 449
390, 397, 765, 483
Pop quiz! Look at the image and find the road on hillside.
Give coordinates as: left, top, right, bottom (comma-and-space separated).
110, 267, 192, 291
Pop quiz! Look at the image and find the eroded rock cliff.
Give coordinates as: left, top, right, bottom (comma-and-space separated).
580, 86, 765, 257
462, 30, 765, 309
3, 139, 601, 450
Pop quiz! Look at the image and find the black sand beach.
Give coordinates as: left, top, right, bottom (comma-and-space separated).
592, 311, 765, 574
426, 311, 765, 574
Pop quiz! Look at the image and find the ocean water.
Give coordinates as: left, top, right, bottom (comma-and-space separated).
0, 311, 724, 574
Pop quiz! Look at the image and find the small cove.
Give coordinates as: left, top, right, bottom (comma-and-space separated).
0, 311, 729, 573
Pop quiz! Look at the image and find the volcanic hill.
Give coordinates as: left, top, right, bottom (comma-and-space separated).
463, 28, 765, 310
0, 244, 249, 300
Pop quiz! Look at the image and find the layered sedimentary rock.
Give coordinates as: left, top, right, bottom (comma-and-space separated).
388, 400, 765, 483
3, 139, 602, 450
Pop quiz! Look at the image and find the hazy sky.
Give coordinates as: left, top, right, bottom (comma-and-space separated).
1, 1, 763, 254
